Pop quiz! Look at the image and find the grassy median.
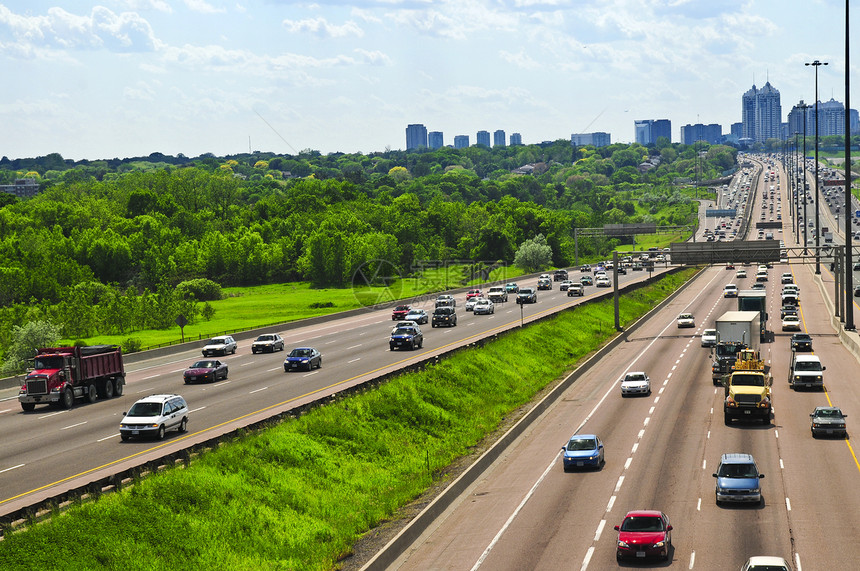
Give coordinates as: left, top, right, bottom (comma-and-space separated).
0, 269, 695, 571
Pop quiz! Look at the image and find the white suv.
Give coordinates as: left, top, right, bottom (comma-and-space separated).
120, 394, 189, 441
202, 335, 237, 356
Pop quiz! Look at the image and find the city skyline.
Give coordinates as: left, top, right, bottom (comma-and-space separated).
0, 1, 856, 160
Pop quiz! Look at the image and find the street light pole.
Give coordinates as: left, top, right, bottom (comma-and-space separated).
806, 60, 828, 273
801, 103, 810, 255
845, 0, 855, 330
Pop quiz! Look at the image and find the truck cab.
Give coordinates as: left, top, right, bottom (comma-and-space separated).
789, 353, 825, 390
724, 350, 772, 425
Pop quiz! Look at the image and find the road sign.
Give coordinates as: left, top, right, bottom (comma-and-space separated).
670, 241, 781, 265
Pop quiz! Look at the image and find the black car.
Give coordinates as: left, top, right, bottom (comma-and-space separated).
432, 306, 457, 327
284, 347, 322, 371
516, 288, 537, 304
553, 269, 569, 281
791, 333, 813, 352
183, 360, 228, 384
780, 305, 799, 319
616, 266, 627, 275
389, 326, 424, 350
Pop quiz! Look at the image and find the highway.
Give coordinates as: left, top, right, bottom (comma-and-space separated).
0, 263, 669, 512
382, 156, 860, 571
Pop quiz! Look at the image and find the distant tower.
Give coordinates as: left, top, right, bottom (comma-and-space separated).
493, 130, 506, 147
742, 82, 781, 143
510, 132, 523, 146
476, 130, 491, 147
454, 135, 469, 148
405, 124, 428, 150
428, 131, 444, 149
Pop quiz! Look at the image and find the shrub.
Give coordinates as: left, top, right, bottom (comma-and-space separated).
175, 279, 223, 302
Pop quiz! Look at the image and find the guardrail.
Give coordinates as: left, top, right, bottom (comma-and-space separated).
0, 267, 685, 538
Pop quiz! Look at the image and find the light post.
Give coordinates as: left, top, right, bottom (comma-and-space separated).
794, 132, 800, 242
806, 60, 828, 273
800, 103, 810, 255
845, 0, 854, 330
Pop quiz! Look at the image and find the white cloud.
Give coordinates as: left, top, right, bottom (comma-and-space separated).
282, 17, 364, 38
183, 0, 227, 14
118, 0, 173, 13
499, 49, 540, 69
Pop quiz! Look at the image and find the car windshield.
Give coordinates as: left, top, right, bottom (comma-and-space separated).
718, 463, 758, 478
625, 374, 646, 382
208, 338, 227, 345
289, 349, 312, 357
567, 438, 596, 451
395, 306, 410, 311
392, 328, 414, 336
127, 402, 162, 417
33, 356, 64, 369
733, 373, 764, 387
795, 361, 821, 371
192, 361, 215, 368
815, 409, 842, 418
794, 334, 810, 341
256, 335, 273, 341
621, 517, 664, 532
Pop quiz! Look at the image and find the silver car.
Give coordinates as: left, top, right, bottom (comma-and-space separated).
120, 394, 189, 441
620, 372, 651, 397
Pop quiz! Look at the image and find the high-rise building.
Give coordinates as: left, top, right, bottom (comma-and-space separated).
493, 130, 506, 147
405, 124, 428, 150
787, 100, 810, 137
428, 131, 444, 149
816, 98, 846, 137
477, 130, 491, 147
741, 82, 782, 143
634, 119, 671, 145
454, 135, 469, 149
730, 122, 743, 138
851, 109, 860, 135
510, 132, 522, 146
570, 132, 611, 147
680, 123, 722, 145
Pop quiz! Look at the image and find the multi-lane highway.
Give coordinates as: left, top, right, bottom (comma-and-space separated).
0, 263, 669, 512
378, 156, 860, 571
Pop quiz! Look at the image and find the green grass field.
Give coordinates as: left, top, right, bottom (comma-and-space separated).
1, 268, 697, 571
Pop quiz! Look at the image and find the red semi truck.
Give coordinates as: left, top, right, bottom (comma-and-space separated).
18, 345, 125, 411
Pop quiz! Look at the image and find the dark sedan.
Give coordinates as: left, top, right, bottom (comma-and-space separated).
284, 347, 322, 371
516, 287, 537, 304
184, 360, 228, 384
790, 333, 812, 351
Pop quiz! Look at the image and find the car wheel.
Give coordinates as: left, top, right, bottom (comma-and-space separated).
178, 417, 188, 433
317, 358, 322, 369
284, 366, 290, 372
184, 377, 191, 385
120, 433, 130, 442
21, 403, 35, 412
419, 338, 424, 348
232, 346, 237, 354
223, 368, 228, 379
113, 379, 124, 397
157, 425, 166, 440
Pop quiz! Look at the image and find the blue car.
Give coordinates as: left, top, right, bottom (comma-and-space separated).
713, 453, 764, 506
283, 347, 322, 371
561, 434, 605, 471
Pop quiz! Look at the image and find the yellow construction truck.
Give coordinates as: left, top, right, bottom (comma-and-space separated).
723, 349, 772, 425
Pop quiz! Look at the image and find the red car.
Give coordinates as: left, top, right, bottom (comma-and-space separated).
466, 289, 483, 300
391, 305, 411, 321
614, 510, 672, 562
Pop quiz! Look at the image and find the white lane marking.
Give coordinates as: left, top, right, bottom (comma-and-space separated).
775, 430, 779, 439
649, 406, 656, 414
690, 551, 696, 569
469, 450, 559, 571
170, 368, 184, 373
250, 387, 268, 394
594, 520, 605, 541
624, 457, 632, 470
97, 433, 119, 442
702, 459, 707, 470
240, 362, 253, 367
142, 374, 159, 380
188, 406, 206, 413
631, 443, 638, 454
348, 358, 361, 363
267, 367, 281, 372
0, 409, 11, 414
0, 464, 24, 474
663, 379, 669, 386
325, 340, 338, 344
654, 396, 660, 403
786, 498, 792, 511
346, 344, 362, 350
696, 498, 701, 511
61, 421, 87, 430
615, 476, 624, 492
780, 459, 785, 469
638, 429, 645, 439
606, 495, 616, 512
795, 553, 803, 571
643, 417, 650, 426
581, 547, 595, 571
303, 371, 320, 377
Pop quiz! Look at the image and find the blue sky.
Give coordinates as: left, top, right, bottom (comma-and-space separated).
0, 1, 855, 160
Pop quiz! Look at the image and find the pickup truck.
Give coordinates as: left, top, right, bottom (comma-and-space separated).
789, 353, 825, 390
487, 286, 508, 303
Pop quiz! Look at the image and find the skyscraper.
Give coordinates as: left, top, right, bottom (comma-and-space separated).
405, 124, 428, 150
454, 135, 469, 149
680, 123, 722, 145
634, 119, 671, 145
493, 130, 506, 147
741, 82, 782, 143
428, 131, 444, 149
570, 132, 611, 147
510, 132, 522, 146
477, 130, 491, 147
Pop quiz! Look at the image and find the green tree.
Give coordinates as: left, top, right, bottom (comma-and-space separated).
514, 233, 553, 272
1, 320, 61, 374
